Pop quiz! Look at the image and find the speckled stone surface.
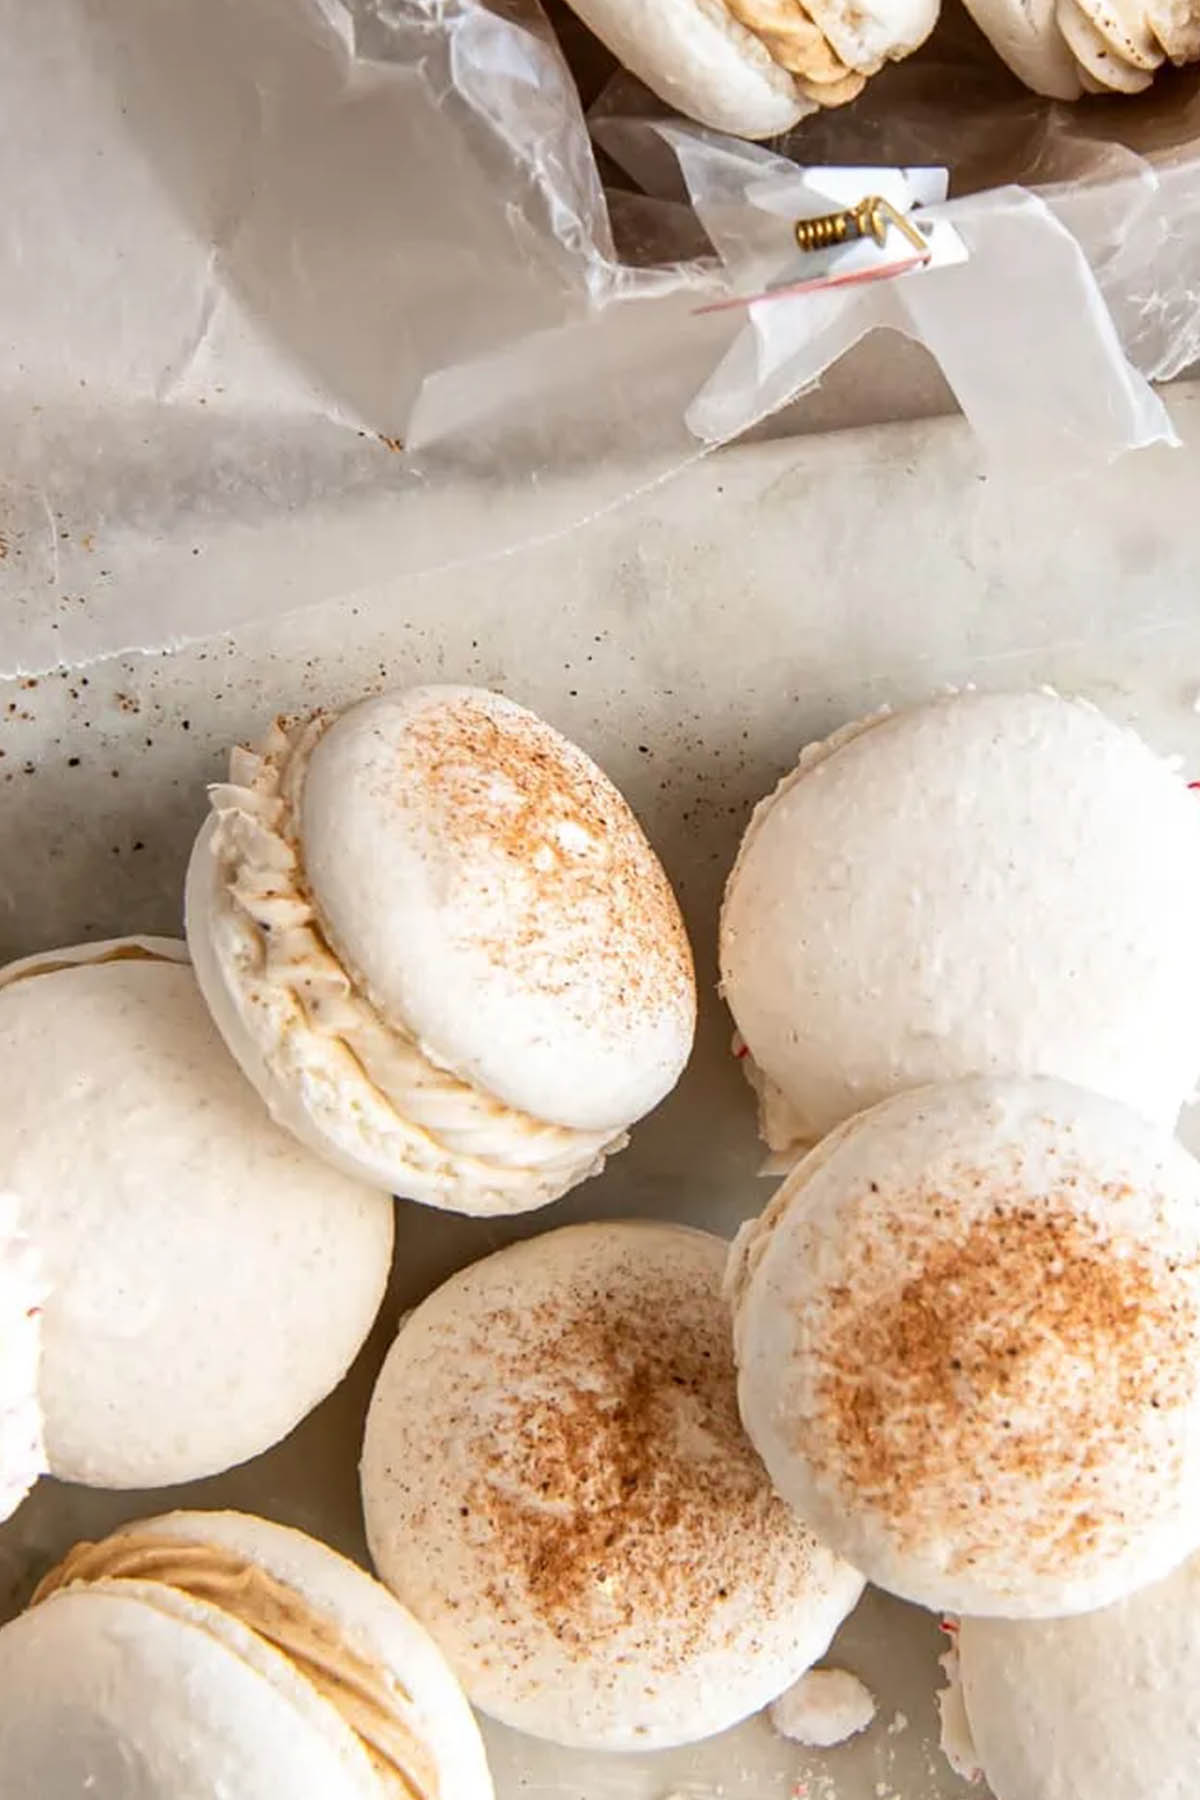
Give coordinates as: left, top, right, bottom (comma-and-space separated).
4, 404, 1200, 1798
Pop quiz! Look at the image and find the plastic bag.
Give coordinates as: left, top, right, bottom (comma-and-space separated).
1, 0, 1196, 670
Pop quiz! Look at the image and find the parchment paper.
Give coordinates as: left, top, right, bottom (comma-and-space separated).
3, 0, 1200, 673
5, 405, 1200, 1798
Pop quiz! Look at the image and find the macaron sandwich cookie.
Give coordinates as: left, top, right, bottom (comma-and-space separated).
558, 0, 940, 136
0, 938, 394, 1489
721, 690, 1200, 1160
0, 1190, 46, 1523
0, 1510, 493, 1799
728, 1074, 1200, 1618
187, 685, 696, 1217
361, 1220, 864, 1750
947, 1549, 1200, 1799
963, 0, 1200, 98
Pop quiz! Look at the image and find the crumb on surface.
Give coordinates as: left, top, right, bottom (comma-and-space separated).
769, 1666, 877, 1748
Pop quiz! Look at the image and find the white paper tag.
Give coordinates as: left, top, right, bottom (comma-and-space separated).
697, 166, 968, 315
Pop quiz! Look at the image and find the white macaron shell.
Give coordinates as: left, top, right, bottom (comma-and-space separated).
960, 0, 1085, 95
730, 1076, 1200, 1618
137, 1511, 494, 1800
0, 1585, 375, 1800
298, 687, 695, 1135
721, 691, 1200, 1153
362, 1220, 864, 1750
564, 0, 816, 137
0, 1191, 46, 1524
958, 1553, 1200, 1799
0, 942, 394, 1488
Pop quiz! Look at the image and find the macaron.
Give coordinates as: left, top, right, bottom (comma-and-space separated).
187, 685, 696, 1218
1145, 0, 1200, 60
556, 0, 938, 139
728, 1075, 1200, 1618
0, 1509, 492, 1799
0, 938, 394, 1489
1055, 0, 1156, 86
720, 690, 1200, 1160
964, 0, 1179, 93
951, 1551, 1200, 1798
0, 1191, 46, 1523
361, 1220, 864, 1750
960, 0, 1085, 94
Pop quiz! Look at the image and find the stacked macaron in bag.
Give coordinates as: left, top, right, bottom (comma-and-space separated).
540, 0, 1200, 138
5, 679, 1200, 1799
0, 684, 706, 1793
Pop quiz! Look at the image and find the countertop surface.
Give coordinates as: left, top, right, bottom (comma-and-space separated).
4, 397, 1200, 1798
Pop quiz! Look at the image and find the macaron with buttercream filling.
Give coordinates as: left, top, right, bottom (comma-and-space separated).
0, 1508, 492, 1800
186, 685, 696, 1218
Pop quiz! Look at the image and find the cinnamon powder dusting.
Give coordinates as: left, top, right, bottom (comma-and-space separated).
463, 1262, 814, 1661
400, 695, 694, 1026
817, 1188, 1200, 1578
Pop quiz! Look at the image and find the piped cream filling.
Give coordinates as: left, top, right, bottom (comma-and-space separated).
35, 1535, 438, 1800
205, 721, 625, 1212
721, 0, 873, 96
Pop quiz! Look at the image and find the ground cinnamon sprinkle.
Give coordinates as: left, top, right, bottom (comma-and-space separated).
463, 1264, 808, 1661
400, 694, 694, 1024
816, 1184, 1200, 1578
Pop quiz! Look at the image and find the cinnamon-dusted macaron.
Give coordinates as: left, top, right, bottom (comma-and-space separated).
0, 1509, 492, 1800
187, 686, 695, 1218
361, 1221, 864, 1749
0, 938, 394, 1489
0, 1192, 46, 1524
951, 1551, 1200, 1799
555, 0, 938, 138
721, 690, 1200, 1161
728, 1076, 1200, 1618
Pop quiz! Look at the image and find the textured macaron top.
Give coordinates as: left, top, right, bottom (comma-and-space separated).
729, 1076, 1200, 1618
721, 690, 1200, 1156
362, 1220, 863, 1750
190, 686, 695, 1214
0, 1191, 46, 1524
0, 939, 393, 1489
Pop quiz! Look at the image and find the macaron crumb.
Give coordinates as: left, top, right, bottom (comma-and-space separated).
937, 1631, 983, 1783
769, 1667, 877, 1748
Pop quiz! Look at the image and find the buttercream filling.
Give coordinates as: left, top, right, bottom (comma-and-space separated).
721, 0, 872, 95
205, 718, 625, 1209
34, 1535, 439, 1800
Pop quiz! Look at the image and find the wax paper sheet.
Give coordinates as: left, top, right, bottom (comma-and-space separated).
2, 0, 1198, 672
